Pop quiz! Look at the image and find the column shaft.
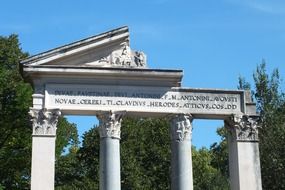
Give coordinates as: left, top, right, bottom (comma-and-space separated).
226, 115, 262, 190
97, 111, 125, 190
29, 108, 61, 190
31, 136, 56, 190
171, 114, 193, 190
100, 138, 121, 190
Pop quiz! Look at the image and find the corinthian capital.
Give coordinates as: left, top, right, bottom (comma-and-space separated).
225, 114, 260, 142
29, 108, 61, 136
170, 114, 193, 142
97, 111, 126, 139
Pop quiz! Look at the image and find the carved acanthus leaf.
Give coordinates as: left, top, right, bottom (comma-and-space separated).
29, 108, 61, 136
225, 115, 260, 141
171, 114, 193, 142
97, 111, 126, 139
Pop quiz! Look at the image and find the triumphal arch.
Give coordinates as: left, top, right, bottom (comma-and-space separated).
21, 26, 262, 190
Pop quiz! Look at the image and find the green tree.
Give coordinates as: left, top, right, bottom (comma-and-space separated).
61, 118, 172, 190
0, 34, 79, 189
209, 127, 229, 180
59, 117, 230, 190
0, 34, 32, 189
55, 126, 99, 190
253, 62, 285, 190
120, 118, 171, 190
56, 118, 79, 159
55, 118, 81, 189
193, 146, 229, 190
239, 61, 285, 190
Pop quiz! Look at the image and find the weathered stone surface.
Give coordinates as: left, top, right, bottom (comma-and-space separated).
29, 108, 61, 136
97, 111, 126, 139
170, 114, 193, 142
225, 115, 260, 142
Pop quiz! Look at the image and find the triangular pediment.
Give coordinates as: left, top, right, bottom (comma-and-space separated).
21, 26, 147, 68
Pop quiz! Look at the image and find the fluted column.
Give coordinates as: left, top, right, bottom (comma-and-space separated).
29, 108, 61, 190
97, 111, 126, 190
225, 115, 262, 190
170, 114, 193, 190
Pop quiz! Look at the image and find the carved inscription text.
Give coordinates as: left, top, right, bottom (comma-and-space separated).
45, 84, 244, 116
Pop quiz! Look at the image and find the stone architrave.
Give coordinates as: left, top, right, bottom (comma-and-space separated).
170, 114, 193, 190
97, 111, 126, 190
225, 115, 262, 190
29, 108, 61, 190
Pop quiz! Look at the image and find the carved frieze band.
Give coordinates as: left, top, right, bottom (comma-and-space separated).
225, 115, 260, 142
97, 111, 126, 139
170, 114, 193, 142
29, 108, 61, 136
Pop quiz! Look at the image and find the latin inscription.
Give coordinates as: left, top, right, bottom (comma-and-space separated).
45, 84, 244, 115
53, 92, 238, 110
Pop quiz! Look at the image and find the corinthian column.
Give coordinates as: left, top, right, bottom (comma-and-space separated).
29, 108, 61, 190
225, 115, 262, 190
170, 114, 193, 190
97, 111, 126, 190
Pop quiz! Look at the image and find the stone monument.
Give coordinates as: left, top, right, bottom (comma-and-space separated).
20, 26, 262, 190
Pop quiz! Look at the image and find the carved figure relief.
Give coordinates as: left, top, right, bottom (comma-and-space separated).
133, 51, 146, 67
29, 108, 61, 136
171, 114, 193, 142
111, 43, 132, 67
90, 43, 147, 68
98, 56, 109, 64
225, 114, 260, 141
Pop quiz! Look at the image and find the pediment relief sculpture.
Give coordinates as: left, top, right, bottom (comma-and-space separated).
86, 42, 147, 68
21, 26, 147, 69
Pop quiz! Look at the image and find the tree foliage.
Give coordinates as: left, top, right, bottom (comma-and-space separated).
253, 62, 285, 190
0, 35, 32, 189
209, 127, 229, 180
120, 118, 171, 190
55, 117, 230, 190
0, 34, 79, 190
239, 61, 285, 190
55, 126, 99, 190
193, 146, 229, 190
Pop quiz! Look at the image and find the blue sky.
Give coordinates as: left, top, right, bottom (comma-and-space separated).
1, 0, 285, 148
